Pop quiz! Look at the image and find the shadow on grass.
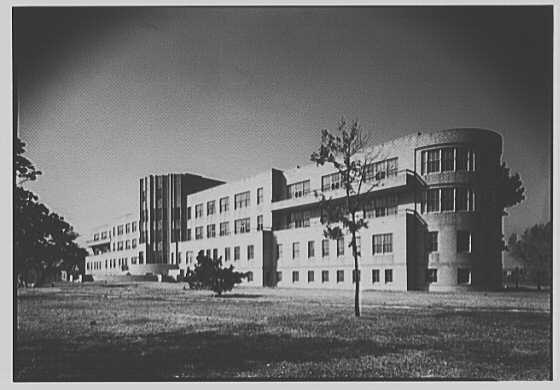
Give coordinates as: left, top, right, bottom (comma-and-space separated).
14, 329, 404, 381
216, 294, 263, 299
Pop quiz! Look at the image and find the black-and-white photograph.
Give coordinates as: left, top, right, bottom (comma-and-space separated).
12, 4, 554, 382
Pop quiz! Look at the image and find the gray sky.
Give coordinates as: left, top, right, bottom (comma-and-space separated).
14, 6, 552, 238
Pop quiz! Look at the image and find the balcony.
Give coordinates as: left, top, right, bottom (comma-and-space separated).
271, 169, 425, 212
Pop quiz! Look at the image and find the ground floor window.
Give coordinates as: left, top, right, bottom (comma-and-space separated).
308, 270, 314, 282
337, 270, 344, 283
385, 269, 393, 283
372, 269, 380, 283
322, 270, 329, 282
427, 268, 438, 283
247, 271, 253, 282
352, 269, 361, 283
458, 268, 471, 284
276, 271, 282, 282
292, 271, 299, 282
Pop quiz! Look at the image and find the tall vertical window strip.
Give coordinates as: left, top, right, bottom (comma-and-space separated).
257, 215, 263, 231
428, 231, 438, 252
287, 180, 311, 199
337, 238, 344, 256
277, 244, 283, 259
224, 247, 231, 261
322, 239, 329, 257
207, 201, 215, 216
308, 241, 315, 258
219, 197, 229, 213
247, 245, 254, 260
292, 242, 300, 259
195, 204, 203, 218
234, 246, 240, 260
234, 191, 250, 209
257, 187, 264, 204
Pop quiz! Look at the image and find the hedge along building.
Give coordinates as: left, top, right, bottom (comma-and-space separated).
85, 128, 503, 291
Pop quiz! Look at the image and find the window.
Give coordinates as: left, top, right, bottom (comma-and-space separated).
207, 224, 216, 238
387, 158, 398, 177
125, 240, 130, 249
321, 172, 341, 192
195, 203, 203, 218
365, 157, 399, 181
117, 225, 124, 235
206, 249, 211, 258
276, 271, 282, 282
458, 268, 471, 284
467, 189, 475, 211
131, 222, 137, 232
441, 188, 454, 211
456, 187, 468, 211
117, 241, 123, 250
337, 238, 344, 256
352, 269, 361, 283
234, 191, 250, 209
257, 187, 264, 204
219, 222, 230, 236
207, 201, 215, 216
457, 231, 471, 253
373, 160, 387, 180
213, 248, 218, 259
187, 206, 192, 220
427, 268, 438, 283
257, 215, 263, 231
287, 210, 311, 228
372, 269, 380, 283
427, 232, 438, 252
441, 148, 454, 171
186, 228, 192, 241
94, 233, 99, 241
125, 223, 130, 234
322, 270, 329, 283
277, 244, 283, 259
426, 149, 440, 173
373, 233, 393, 254
186, 251, 193, 264
292, 242, 300, 259
177, 252, 182, 264
224, 247, 231, 262
195, 226, 203, 240
170, 253, 175, 264
247, 245, 254, 260
234, 218, 251, 234
247, 271, 254, 282
337, 270, 344, 283
292, 271, 299, 282
219, 197, 229, 213
427, 189, 440, 212
385, 269, 393, 283
322, 239, 329, 257
101, 231, 108, 239
308, 241, 315, 258
287, 180, 310, 199
308, 270, 314, 282
234, 246, 240, 261
139, 251, 144, 264
467, 149, 476, 171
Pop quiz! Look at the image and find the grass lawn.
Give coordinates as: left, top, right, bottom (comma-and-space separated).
15, 282, 552, 381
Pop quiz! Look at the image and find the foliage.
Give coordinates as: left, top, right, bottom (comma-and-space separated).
507, 222, 552, 290
496, 162, 525, 216
310, 118, 375, 316
185, 251, 246, 296
14, 137, 87, 286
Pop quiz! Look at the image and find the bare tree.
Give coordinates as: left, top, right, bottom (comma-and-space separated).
311, 118, 378, 317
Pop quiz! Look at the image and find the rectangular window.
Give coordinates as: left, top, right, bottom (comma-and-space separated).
257, 215, 263, 231
195, 226, 203, 240
186, 251, 193, 264
247, 271, 253, 282
234, 246, 240, 261
322, 239, 329, 257
355, 235, 361, 257
467, 189, 475, 211
207, 200, 215, 216
337, 238, 344, 256
337, 270, 344, 283
257, 187, 264, 204
186, 228, 192, 241
187, 207, 192, 220
177, 252, 182, 264
125, 223, 131, 234
117, 225, 124, 235
321, 172, 341, 192
247, 245, 254, 260
101, 231, 107, 239
219, 221, 230, 236
234, 191, 250, 209
427, 268, 438, 283
352, 269, 361, 283
441, 148, 454, 171
441, 188, 454, 211
94, 233, 99, 241
307, 270, 314, 282
456, 187, 468, 211
385, 269, 393, 283
125, 240, 130, 249
382, 233, 393, 253
457, 231, 471, 253
213, 248, 218, 259
374, 160, 387, 180
287, 180, 311, 199
275, 271, 282, 282
386, 157, 398, 177
373, 234, 393, 254
292, 242, 300, 259
308, 241, 315, 258
206, 249, 211, 258
117, 241, 123, 250
372, 269, 380, 283
139, 251, 144, 264
467, 149, 476, 171
277, 244, 283, 260
219, 197, 229, 213
287, 210, 311, 228
206, 224, 216, 238
427, 188, 440, 212
426, 149, 440, 173
458, 268, 471, 284
322, 270, 329, 283
195, 203, 203, 218
292, 271, 299, 282
234, 218, 251, 234
427, 231, 438, 252
224, 247, 231, 261
131, 222, 137, 232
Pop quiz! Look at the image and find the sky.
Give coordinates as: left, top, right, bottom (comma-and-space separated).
13, 6, 552, 239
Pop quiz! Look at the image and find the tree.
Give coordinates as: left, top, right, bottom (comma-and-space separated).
185, 251, 247, 296
496, 162, 525, 216
14, 137, 87, 286
507, 222, 552, 291
311, 118, 377, 317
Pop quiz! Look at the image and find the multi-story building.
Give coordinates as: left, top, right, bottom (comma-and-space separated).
85, 128, 504, 291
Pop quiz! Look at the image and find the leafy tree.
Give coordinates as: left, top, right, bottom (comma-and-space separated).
496, 162, 525, 215
508, 222, 552, 290
14, 137, 87, 286
186, 251, 246, 296
311, 118, 377, 317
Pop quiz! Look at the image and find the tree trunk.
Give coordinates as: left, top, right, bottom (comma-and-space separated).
354, 256, 360, 317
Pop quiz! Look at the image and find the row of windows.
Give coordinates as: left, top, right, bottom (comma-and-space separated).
287, 180, 311, 199
87, 257, 129, 271
277, 234, 393, 260
423, 187, 476, 213
182, 244, 256, 265
426, 268, 472, 285
278, 269, 394, 284
109, 239, 137, 252
93, 222, 137, 241
188, 188, 265, 220
320, 158, 399, 193
421, 147, 476, 175
426, 231, 472, 253
189, 216, 264, 240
